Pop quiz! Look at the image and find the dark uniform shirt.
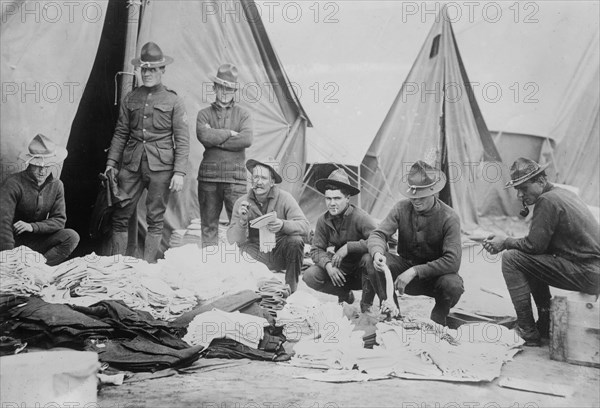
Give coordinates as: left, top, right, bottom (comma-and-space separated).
311, 204, 377, 269
196, 102, 253, 184
506, 183, 600, 262
0, 171, 66, 250
107, 84, 190, 175
368, 198, 462, 279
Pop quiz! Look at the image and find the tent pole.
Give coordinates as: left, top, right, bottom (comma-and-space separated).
357, 164, 362, 210
120, 0, 143, 102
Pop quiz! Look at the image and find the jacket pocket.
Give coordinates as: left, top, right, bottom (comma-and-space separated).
153, 104, 173, 130
122, 139, 137, 164
126, 102, 143, 129
155, 139, 174, 165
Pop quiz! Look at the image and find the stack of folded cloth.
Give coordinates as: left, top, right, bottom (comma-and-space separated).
257, 278, 291, 316
0, 246, 53, 296
169, 219, 203, 248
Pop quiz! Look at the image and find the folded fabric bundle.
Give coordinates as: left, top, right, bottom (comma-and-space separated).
171, 290, 262, 329
257, 278, 291, 316
0, 247, 52, 296
182, 308, 269, 349
2, 297, 204, 372
88, 337, 204, 372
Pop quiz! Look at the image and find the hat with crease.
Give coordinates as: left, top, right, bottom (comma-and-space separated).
131, 42, 174, 68
399, 160, 446, 198
315, 168, 360, 196
212, 63, 239, 89
246, 157, 282, 184
19, 134, 68, 167
505, 157, 549, 188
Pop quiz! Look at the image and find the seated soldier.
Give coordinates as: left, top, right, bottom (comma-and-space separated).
362, 160, 464, 325
303, 169, 377, 308
483, 157, 600, 346
0, 134, 80, 265
227, 158, 310, 293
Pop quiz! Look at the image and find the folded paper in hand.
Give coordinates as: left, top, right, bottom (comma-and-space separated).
250, 212, 277, 253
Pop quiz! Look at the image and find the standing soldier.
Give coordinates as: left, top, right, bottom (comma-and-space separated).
105, 42, 190, 262
196, 63, 253, 247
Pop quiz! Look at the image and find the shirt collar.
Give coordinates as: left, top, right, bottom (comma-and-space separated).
414, 197, 440, 217
143, 83, 165, 93
212, 101, 235, 111
251, 186, 278, 204
23, 170, 54, 188
324, 203, 354, 222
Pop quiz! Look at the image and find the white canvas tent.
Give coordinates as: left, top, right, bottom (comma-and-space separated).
551, 32, 600, 207
358, 10, 501, 232
1, 0, 310, 255
286, 2, 599, 224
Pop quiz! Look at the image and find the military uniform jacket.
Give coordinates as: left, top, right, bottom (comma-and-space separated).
107, 84, 190, 175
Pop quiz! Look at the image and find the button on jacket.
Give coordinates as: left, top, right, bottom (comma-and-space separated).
311, 204, 377, 269
107, 84, 190, 175
368, 198, 462, 279
0, 171, 67, 250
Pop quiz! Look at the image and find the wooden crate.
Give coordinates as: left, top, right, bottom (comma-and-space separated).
550, 293, 600, 368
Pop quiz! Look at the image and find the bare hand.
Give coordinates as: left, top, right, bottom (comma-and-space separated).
13, 221, 33, 235
380, 299, 400, 317
331, 244, 348, 268
267, 218, 284, 233
394, 267, 417, 295
326, 263, 346, 287
204, 123, 211, 129
230, 130, 239, 137
239, 201, 250, 224
169, 174, 184, 192
105, 165, 118, 177
373, 252, 386, 272
482, 233, 507, 255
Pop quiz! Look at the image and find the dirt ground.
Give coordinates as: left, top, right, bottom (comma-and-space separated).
98, 246, 600, 408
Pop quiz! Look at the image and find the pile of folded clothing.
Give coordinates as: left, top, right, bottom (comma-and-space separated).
2, 296, 203, 372
257, 278, 291, 316
0, 247, 53, 296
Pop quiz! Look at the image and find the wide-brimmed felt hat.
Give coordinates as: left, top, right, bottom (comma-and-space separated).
18, 134, 68, 167
131, 42, 174, 68
505, 157, 549, 188
246, 157, 282, 184
315, 168, 360, 196
212, 63, 239, 89
399, 160, 446, 198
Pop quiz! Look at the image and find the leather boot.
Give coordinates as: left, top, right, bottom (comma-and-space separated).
144, 233, 163, 263
514, 303, 541, 346
536, 307, 550, 339
110, 232, 128, 256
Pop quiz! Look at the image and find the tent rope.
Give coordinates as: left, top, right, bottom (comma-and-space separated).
114, 72, 136, 106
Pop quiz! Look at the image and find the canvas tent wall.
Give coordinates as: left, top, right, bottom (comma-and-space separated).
0, 1, 108, 181
551, 32, 599, 207
1, 0, 310, 255
359, 11, 500, 232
